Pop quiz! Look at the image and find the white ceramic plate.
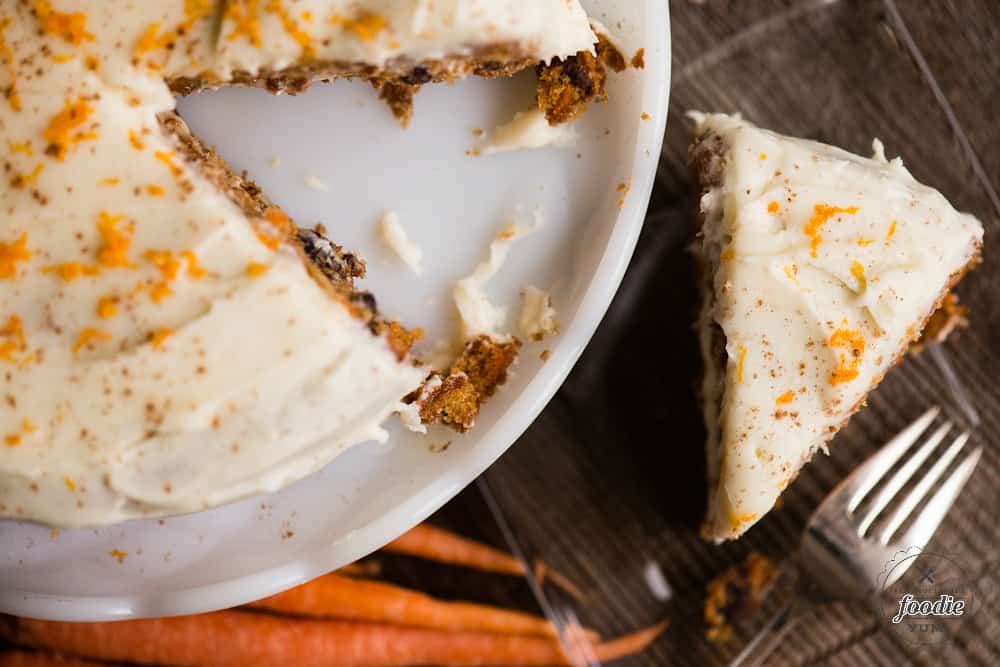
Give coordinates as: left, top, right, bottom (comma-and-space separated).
0, 1, 670, 621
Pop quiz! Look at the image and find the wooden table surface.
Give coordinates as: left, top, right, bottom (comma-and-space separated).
431, 2, 1000, 665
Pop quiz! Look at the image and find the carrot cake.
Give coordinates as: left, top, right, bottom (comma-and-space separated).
690, 113, 984, 543
0, 0, 605, 527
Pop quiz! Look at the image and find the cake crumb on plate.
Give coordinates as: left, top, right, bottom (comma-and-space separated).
453, 223, 535, 340
479, 108, 576, 155
378, 211, 423, 275
304, 174, 330, 191
519, 286, 559, 341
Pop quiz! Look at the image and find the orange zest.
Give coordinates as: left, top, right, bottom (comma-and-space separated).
96, 295, 118, 319
328, 11, 387, 42
265, 0, 314, 57
850, 261, 866, 292
144, 249, 180, 303
96, 211, 134, 268
128, 129, 145, 150
72, 327, 111, 355
0, 315, 26, 363
246, 261, 269, 278
42, 261, 100, 282
34, 1, 95, 45
181, 250, 206, 278
804, 204, 859, 258
255, 208, 293, 250
776, 391, 795, 405
0, 233, 31, 279
784, 264, 800, 287
150, 327, 172, 350
44, 96, 96, 160
12, 162, 45, 189
828, 327, 865, 386
735, 344, 747, 383
729, 512, 757, 530
154, 150, 183, 177
226, 0, 263, 46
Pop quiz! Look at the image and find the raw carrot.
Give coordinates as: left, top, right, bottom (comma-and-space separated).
533, 560, 587, 602
0, 650, 105, 667
562, 620, 669, 667
386, 524, 587, 599
3, 611, 667, 667
384, 524, 525, 576
337, 560, 381, 578
248, 572, 571, 639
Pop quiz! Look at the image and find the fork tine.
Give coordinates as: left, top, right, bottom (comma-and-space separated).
895, 445, 983, 551
846, 407, 939, 513
878, 431, 970, 544
855, 421, 952, 536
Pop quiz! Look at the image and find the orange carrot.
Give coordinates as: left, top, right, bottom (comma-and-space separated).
385, 524, 525, 576
3, 611, 667, 667
385, 524, 586, 599
533, 560, 587, 602
248, 572, 569, 638
0, 650, 104, 667
337, 560, 381, 578
562, 620, 669, 667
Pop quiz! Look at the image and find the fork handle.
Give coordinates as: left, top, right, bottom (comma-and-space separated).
728, 594, 805, 667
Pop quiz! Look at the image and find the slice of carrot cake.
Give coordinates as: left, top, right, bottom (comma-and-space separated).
689, 113, 984, 542
0, 0, 605, 527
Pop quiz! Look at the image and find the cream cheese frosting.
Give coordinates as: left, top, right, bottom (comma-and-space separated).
5, 1, 623, 526
1, 0, 597, 526
691, 113, 984, 542
211, 0, 597, 77
72, 0, 596, 88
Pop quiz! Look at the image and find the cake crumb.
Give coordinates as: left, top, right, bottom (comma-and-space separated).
536, 27, 623, 125
378, 211, 423, 275
304, 174, 330, 192
519, 286, 559, 341
396, 401, 426, 434
411, 335, 521, 432
540, 349, 550, 361
453, 222, 535, 340
269, 156, 282, 168
480, 108, 576, 155
472, 127, 484, 137
631, 48, 646, 69
911, 293, 968, 352
704, 552, 778, 642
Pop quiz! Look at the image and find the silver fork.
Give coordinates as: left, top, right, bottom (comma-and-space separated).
731, 406, 982, 666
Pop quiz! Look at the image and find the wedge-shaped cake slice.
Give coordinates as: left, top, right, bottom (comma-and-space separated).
689, 113, 984, 542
